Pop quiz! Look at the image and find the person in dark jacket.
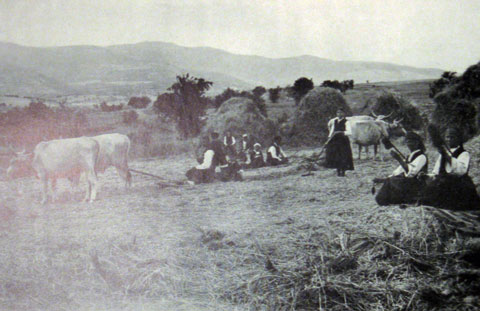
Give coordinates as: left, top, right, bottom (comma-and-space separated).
325, 108, 354, 176
223, 131, 236, 158
375, 131, 428, 205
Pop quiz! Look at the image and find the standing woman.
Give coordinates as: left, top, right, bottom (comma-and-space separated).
325, 108, 354, 176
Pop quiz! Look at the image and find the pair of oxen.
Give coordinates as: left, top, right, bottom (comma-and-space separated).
6, 133, 131, 204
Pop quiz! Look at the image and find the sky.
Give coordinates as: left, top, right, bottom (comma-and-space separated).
1, 0, 479, 73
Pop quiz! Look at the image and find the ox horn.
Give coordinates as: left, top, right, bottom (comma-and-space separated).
371, 110, 378, 118
384, 111, 394, 119
394, 118, 404, 124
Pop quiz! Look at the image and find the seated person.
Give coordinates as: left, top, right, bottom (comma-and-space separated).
186, 148, 216, 185
186, 132, 226, 184
223, 131, 236, 158
187, 132, 241, 184
266, 136, 288, 166
239, 133, 254, 162
247, 143, 265, 169
419, 127, 480, 210
375, 132, 428, 205
216, 160, 243, 182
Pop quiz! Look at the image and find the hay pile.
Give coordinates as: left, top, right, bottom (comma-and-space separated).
203, 97, 277, 146
370, 91, 424, 131
432, 91, 478, 141
290, 87, 351, 146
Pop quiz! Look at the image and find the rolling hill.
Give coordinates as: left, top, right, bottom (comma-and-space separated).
0, 41, 444, 96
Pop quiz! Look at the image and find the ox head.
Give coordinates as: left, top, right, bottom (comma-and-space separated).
371, 110, 393, 121
387, 118, 407, 137
6, 150, 34, 180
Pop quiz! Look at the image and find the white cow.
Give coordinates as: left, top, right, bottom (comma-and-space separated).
7, 137, 99, 204
92, 133, 131, 187
348, 118, 405, 160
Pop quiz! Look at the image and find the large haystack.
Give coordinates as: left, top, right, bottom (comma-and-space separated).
203, 97, 277, 146
290, 87, 351, 146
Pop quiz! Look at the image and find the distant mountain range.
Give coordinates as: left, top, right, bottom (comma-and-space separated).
0, 41, 444, 96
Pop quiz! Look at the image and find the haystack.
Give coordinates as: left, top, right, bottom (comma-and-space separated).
370, 91, 424, 131
290, 87, 351, 146
432, 90, 478, 141
202, 97, 277, 147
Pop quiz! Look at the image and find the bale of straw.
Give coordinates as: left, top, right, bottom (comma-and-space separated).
203, 97, 278, 147
290, 87, 351, 146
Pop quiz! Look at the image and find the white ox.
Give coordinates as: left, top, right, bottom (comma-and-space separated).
348, 118, 405, 160
91, 133, 131, 187
6, 133, 131, 204
7, 137, 99, 204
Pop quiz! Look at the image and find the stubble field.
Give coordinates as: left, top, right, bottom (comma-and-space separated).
1, 80, 479, 310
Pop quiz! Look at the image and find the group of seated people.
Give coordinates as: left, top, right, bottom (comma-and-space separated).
375, 127, 480, 211
186, 131, 289, 185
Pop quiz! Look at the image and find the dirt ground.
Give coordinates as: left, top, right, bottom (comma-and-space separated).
1, 143, 460, 311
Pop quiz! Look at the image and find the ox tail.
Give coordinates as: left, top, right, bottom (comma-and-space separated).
126, 140, 132, 186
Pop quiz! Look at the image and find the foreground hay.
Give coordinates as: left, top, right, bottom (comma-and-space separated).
204, 204, 480, 311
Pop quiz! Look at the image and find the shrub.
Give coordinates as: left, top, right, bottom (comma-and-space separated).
321, 80, 355, 93
268, 87, 282, 103
252, 86, 267, 98
122, 110, 139, 125
99, 101, 123, 112
293, 77, 314, 104
128, 96, 151, 109
26, 101, 51, 119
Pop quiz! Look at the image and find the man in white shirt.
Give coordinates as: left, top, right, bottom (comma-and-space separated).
419, 127, 480, 210
186, 132, 242, 184
375, 132, 428, 205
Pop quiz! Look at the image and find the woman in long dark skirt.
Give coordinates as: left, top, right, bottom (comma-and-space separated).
375, 131, 428, 205
419, 127, 480, 211
325, 108, 354, 176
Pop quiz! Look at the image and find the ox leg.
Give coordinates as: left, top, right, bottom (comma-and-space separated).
365, 146, 369, 159
40, 177, 49, 205
358, 145, 362, 160
373, 144, 378, 161
85, 171, 98, 203
50, 178, 57, 203
116, 166, 132, 188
